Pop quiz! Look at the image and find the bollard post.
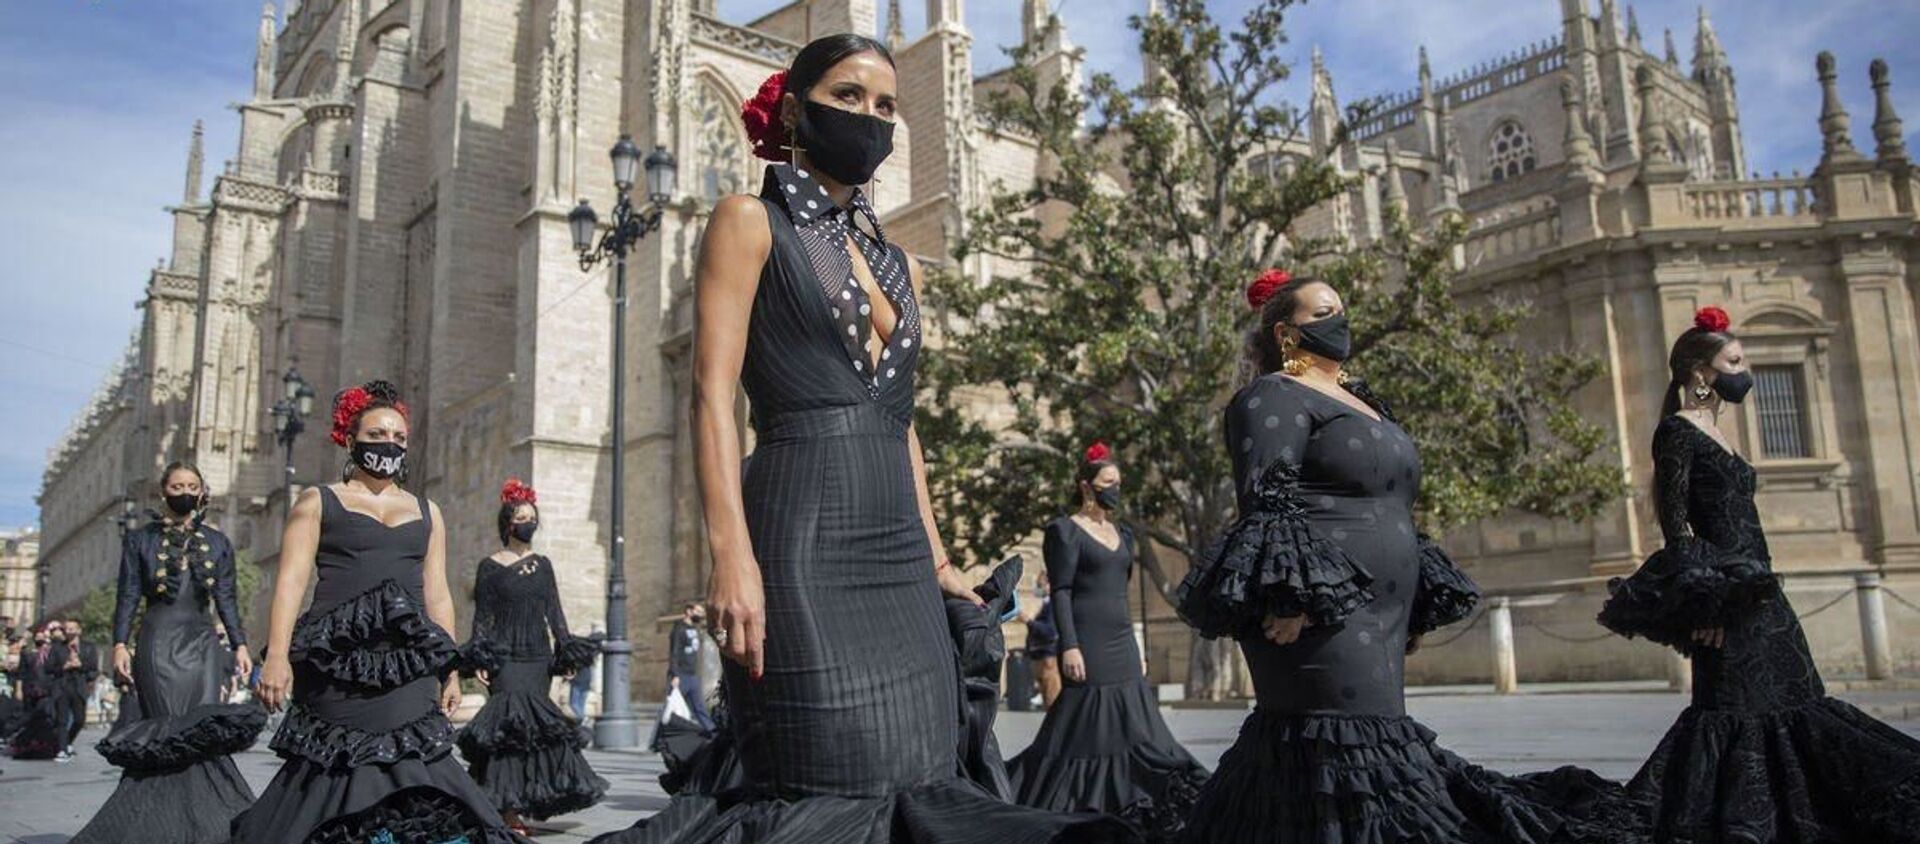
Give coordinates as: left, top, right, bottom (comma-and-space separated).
1668, 651, 1692, 693
1489, 596, 1518, 694
1856, 572, 1893, 680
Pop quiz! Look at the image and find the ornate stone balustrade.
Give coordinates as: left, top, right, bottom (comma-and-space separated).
1679, 176, 1819, 223
690, 14, 799, 65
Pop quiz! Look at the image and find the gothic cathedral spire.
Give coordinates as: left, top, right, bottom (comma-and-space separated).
253, 2, 276, 100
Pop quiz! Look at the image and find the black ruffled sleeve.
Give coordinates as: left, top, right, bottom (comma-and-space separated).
539, 559, 600, 676
457, 562, 503, 675
1177, 377, 1375, 639
1409, 534, 1479, 636
1596, 418, 1777, 656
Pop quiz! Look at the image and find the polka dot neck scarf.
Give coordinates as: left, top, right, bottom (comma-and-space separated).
763, 163, 920, 395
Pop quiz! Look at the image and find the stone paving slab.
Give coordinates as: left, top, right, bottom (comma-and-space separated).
4, 688, 1916, 842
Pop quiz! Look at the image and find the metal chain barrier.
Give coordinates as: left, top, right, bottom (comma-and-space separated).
1882, 586, 1920, 615
1519, 615, 1618, 644
1418, 606, 1487, 649
1793, 588, 1855, 620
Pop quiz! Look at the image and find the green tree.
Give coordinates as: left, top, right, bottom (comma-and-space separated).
917, 0, 1625, 697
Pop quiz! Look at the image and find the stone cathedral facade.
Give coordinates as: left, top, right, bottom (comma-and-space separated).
36, 0, 1920, 691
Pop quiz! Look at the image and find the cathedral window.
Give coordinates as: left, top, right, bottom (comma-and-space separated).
1488, 120, 1535, 182
694, 80, 749, 201
1753, 364, 1811, 459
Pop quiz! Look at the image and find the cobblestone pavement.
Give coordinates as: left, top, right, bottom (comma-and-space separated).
5, 689, 1916, 842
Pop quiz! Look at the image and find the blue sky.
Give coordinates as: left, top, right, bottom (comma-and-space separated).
1, 0, 1916, 530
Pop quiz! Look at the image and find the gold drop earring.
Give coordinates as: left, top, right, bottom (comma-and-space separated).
1281, 332, 1309, 377
1691, 375, 1713, 404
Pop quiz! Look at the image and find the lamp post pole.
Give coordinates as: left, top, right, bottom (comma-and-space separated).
571, 135, 677, 750
271, 364, 317, 511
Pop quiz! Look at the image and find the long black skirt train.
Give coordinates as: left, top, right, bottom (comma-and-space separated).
1007, 680, 1206, 841
459, 657, 607, 819
74, 599, 264, 844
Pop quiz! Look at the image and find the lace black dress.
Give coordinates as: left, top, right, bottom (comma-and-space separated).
72, 518, 265, 843
228, 486, 518, 844
1178, 374, 1643, 844
1008, 518, 1207, 840
589, 164, 1135, 844
1598, 415, 1920, 842
459, 553, 606, 819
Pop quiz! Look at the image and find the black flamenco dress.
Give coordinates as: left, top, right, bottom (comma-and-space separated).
590, 163, 1135, 844
228, 487, 519, 844
72, 518, 265, 843
1177, 374, 1643, 844
459, 553, 607, 819
9, 641, 68, 759
1598, 415, 1920, 842
1007, 518, 1208, 839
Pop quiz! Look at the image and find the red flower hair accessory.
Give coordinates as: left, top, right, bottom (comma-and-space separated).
1084, 440, 1112, 464
1693, 306, 1731, 334
742, 71, 790, 162
1246, 268, 1292, 311
500, 478, 538, 506
330, 387, 372, 447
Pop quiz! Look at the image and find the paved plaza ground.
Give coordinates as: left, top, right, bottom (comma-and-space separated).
5, 686, 1918, 842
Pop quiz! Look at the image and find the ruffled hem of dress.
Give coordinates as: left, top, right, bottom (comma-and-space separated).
1409, 535, 1479, 636
1018, 754, 1206, 844
269, 703, 457, 770
1175, 508, 1375, 640
470, 739, 610, 820
586, 777, 1141, 844
1597, 536, 1777, 656
458, 690, 589, 756
303, 785, 523, 844
1628, 696, 1920, 843
290, 578, 460, 689
550, 634, 601, 676
94, 701, 266, 771
1008, 680, 1208, 843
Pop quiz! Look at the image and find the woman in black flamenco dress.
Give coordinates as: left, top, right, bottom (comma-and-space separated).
1176, 270, 1644, 844
9, 623, 69, 759
1008, 442, 1208, 839
72, 462, 265, 843
231, 381, 519, 844
591, 35, 1134, 844
459, 478, 607, 832
1597, 307, 1920, 843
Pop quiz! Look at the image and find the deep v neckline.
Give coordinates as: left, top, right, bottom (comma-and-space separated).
487, 553, 542, 575
798, 222, 916, 389
1276, 374, 1384, 423
326, 486, 424, 530
1673, 414, 1749, 466
1069, 516, 1124, 553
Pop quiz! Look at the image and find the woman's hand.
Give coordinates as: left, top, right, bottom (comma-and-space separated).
474, 669, 491, 688
935, 562, 986, 608
1691, 627, 1725, 650
232, 644, 252, 680
439, 678, 463, 716
1062, 647, 1087, 683
257, 655, 293, 713
1262, 613, 1309, 645
708, 556, 767, 679
112, 644, 133, 684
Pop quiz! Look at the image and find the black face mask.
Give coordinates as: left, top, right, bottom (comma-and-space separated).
796, 100, 895, 186
510, 521, 539, 543
351, 441, 407, 480
1713, 370, 1754, 404
1292, 313, 1352, 363
1093, 486, 1121, 512
165, 493, 201, 517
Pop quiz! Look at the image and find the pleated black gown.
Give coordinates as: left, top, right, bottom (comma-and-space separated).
1599, 415, 1920, 842
459, 553, 607, 819
73, 518, 264, 843
590, 163, 1134, 844
228, 487, 518, 844
1178, 374, 1645, 844
1008, 518, 1207, 840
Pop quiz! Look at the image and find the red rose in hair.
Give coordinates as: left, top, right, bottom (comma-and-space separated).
1246, 268, 1292, 311
1084, 440, 1112, 464
330, 387, 373, 447
500, 478, 538, 506
742, 71, 790, 162
1694, 306, 1731, 334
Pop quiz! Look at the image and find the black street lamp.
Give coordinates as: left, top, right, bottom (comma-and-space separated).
571, 135, 676, 750
270, 363, 317, 508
